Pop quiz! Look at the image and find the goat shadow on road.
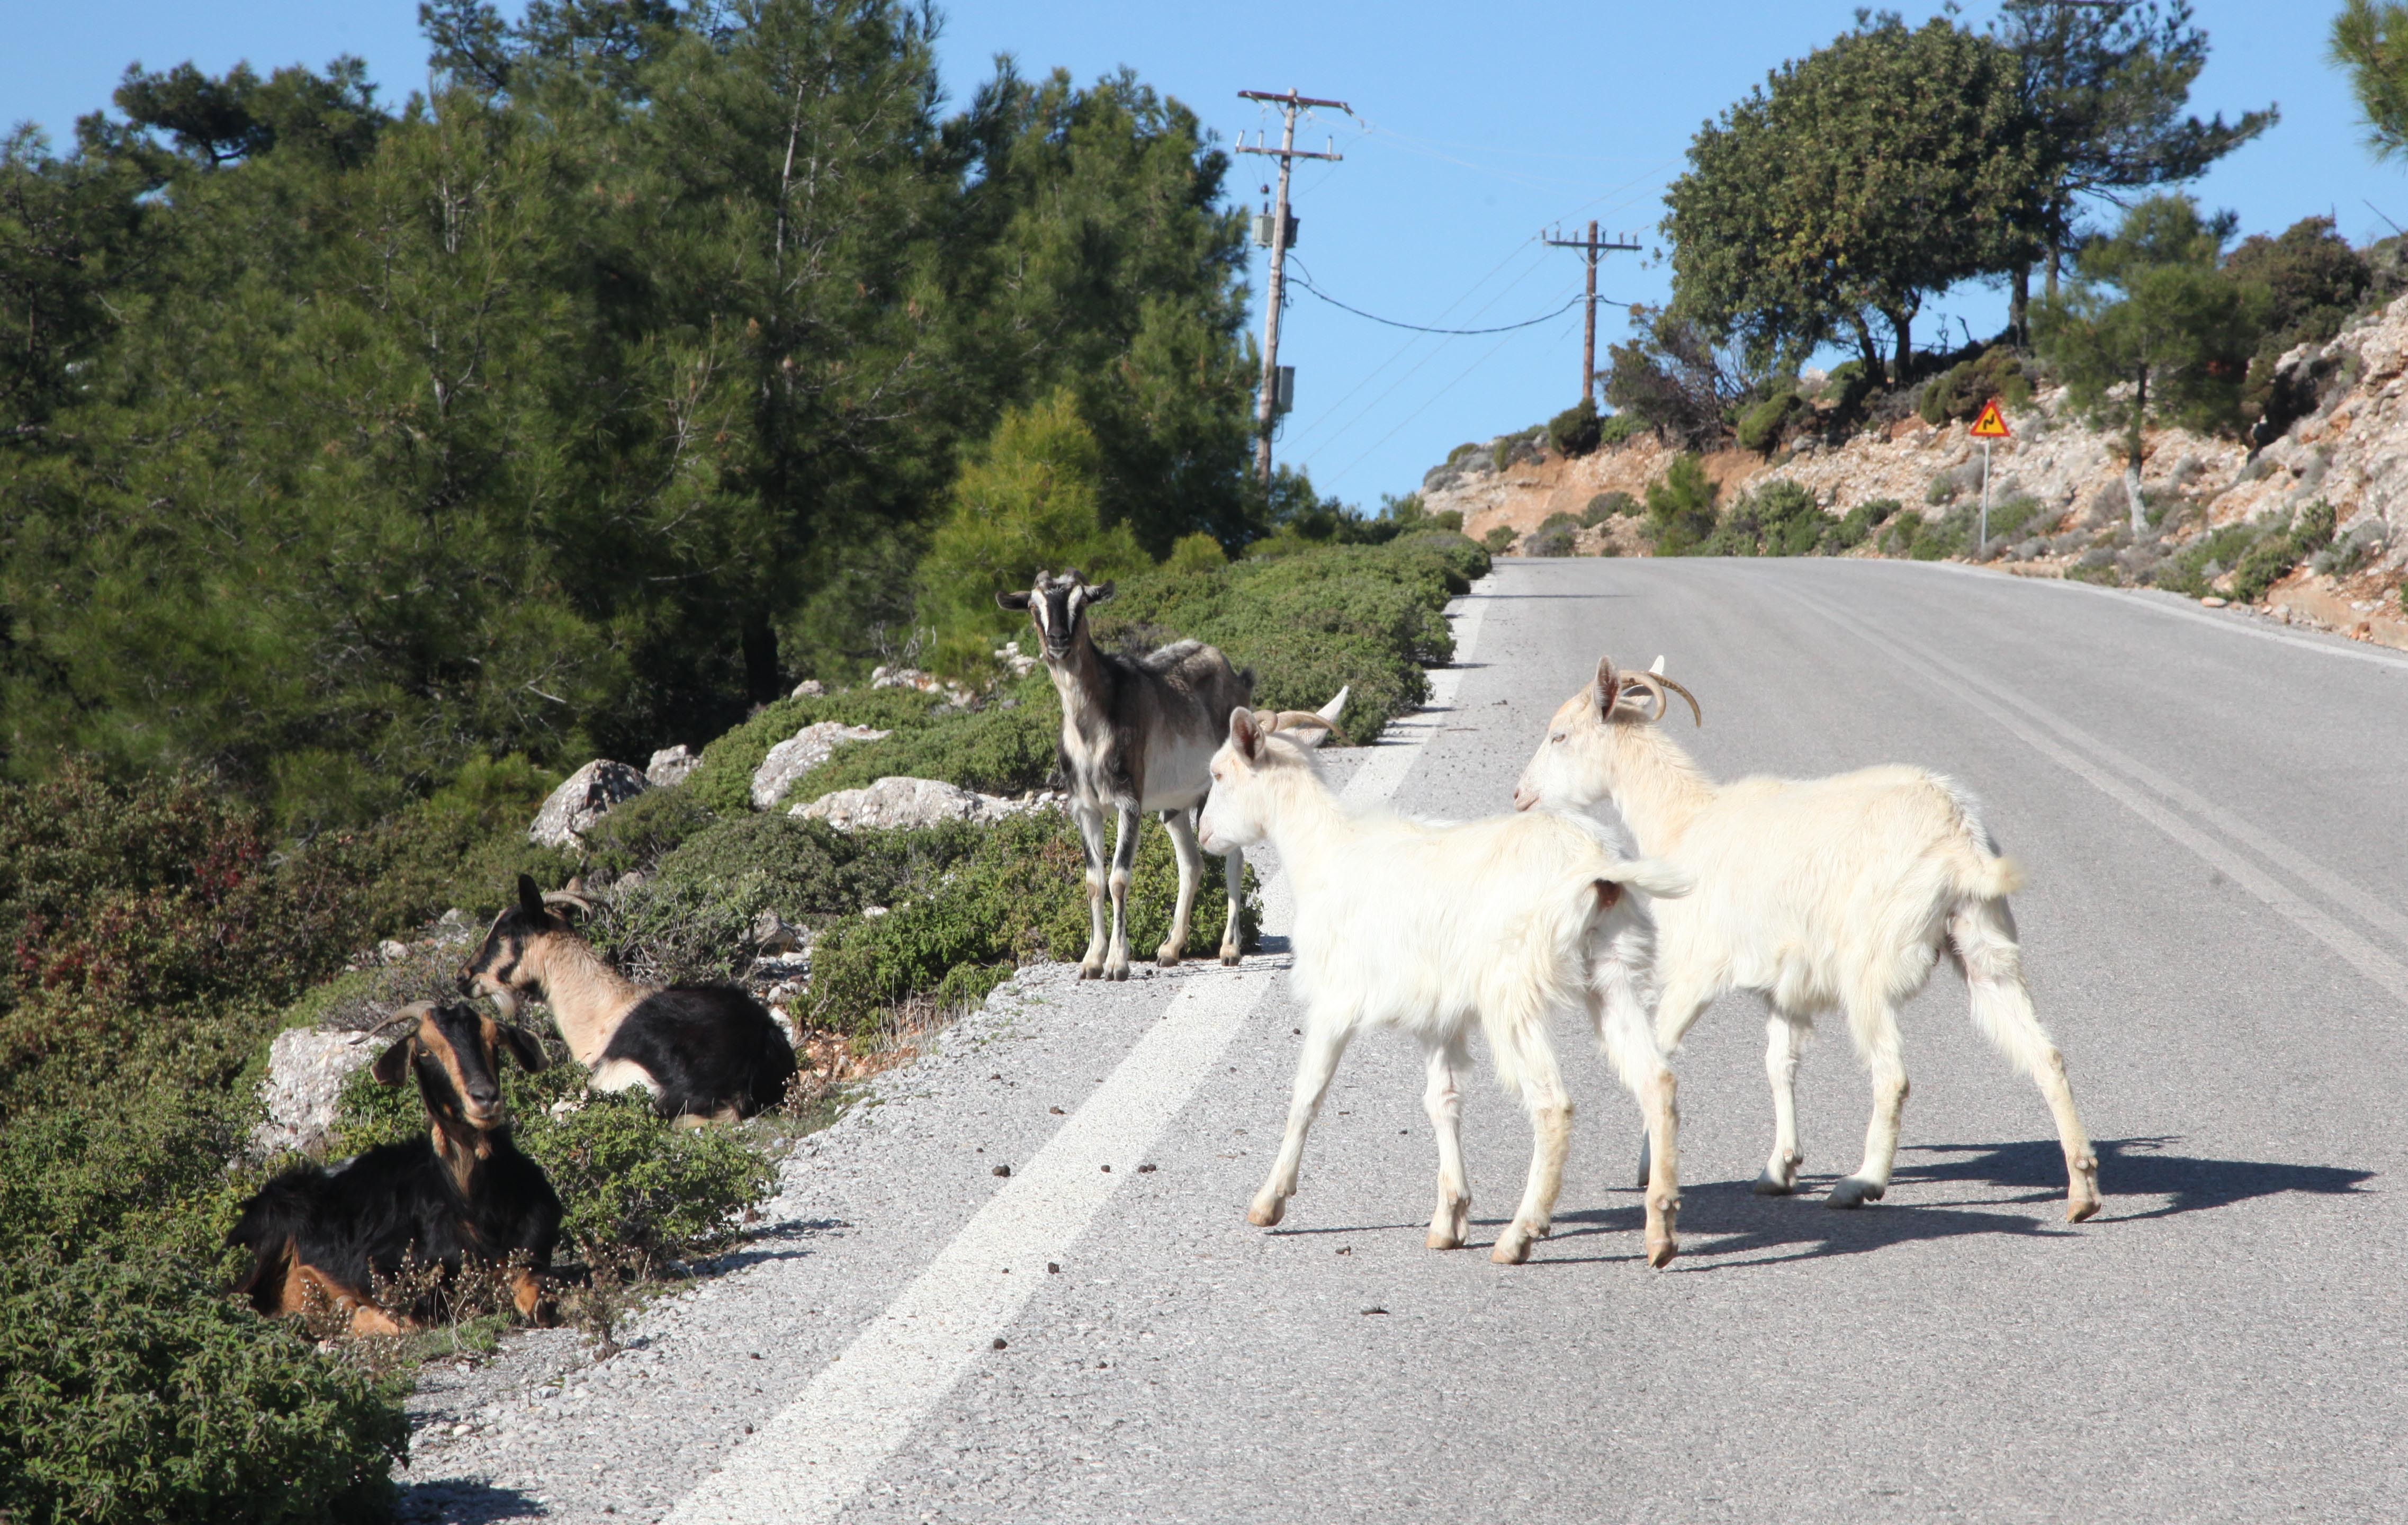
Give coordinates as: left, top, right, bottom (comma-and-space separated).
1521, 1136, 2374, 1271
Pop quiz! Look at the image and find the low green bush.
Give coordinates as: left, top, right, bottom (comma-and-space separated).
1735, 389, 1802, 455
0, 1252, 408, 1525
1525, 522, 1580, 557
578, 786, 723, 881
806, 810, 1260, 1033
1645, 454, 1721, 555
799, 676, 1060, 799
1490, 428, 1544, 473
1597, 410, 1647, 447
1546, 397, 1602, 457
1822, 498, 1898, 552
1702, 479, 1824, 557
1918, 347, 2030, 426
2229, 500, 2336, 603
1582, 491, 1637, 526
2154, 522, 2263, 597
1097, 536, 1486, 746
1481, 525, 1518, 554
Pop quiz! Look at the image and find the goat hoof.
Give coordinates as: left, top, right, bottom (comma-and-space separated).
1105, 964, 1131, 983
1826, 1177, 1885, 1209
1155, 947, 1182, 968
1426, 1229, 1464, 1251
2067, 1195, 2100, 1223
1490, 1231, 1533, 1266
1219, 950, 1241, 967
1247, 1198, 1286, 1228
1751, 1170, 1796, 1196
1646, 1235, 1678, 1269
1077, 964, 1103, 981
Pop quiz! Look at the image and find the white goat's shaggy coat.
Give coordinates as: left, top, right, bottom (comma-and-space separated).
1513, 656, 2100, 1221
1198, 701, 1692, 1266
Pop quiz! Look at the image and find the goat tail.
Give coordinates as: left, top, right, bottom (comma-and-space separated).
1957, 850, 2026, 902
1605, 857, 1693, 901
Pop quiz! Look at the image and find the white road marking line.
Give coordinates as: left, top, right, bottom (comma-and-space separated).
1904, 559, 2408, 675
663, 576, 1496, 1524
1786, 587, 2408, 1009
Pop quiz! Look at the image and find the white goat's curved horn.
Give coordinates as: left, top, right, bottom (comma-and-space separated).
1628, 671, 1702, 728
542, 890, 597, 917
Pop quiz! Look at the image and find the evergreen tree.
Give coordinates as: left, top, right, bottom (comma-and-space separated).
1992, 0, 2274, 338
2331, 1, 2408, 162
2032, 196, 2269, 532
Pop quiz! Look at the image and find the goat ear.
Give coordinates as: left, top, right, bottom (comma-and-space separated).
1228, 706, 1261, 760
1593, 657, 1621, 717
371, 1036, 415, 1087
516, 873, 546, 917
995, 590, 1031, 612
496, 1024, 549, 1074
1086, 580, 1116, 606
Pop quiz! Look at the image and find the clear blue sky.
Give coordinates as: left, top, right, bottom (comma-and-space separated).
4, 2, 2381, 508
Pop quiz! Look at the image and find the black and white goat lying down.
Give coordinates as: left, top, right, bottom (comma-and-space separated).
230, 1001, 562, 1335
461, 875, 797, 1124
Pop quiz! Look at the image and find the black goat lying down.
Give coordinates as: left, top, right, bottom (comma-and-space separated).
461, 874, 797, 1124
230, 1001, 562, 1336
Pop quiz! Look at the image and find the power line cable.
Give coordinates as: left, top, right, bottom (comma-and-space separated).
1286, 259, 1615, 334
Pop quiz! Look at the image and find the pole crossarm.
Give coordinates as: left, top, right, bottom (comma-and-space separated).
1237, 145, 1343, 162
1238, 89, 1351, 111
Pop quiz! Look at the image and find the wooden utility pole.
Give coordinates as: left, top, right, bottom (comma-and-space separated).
1543, 221, 1642, 401
1237, 88, 1347, 488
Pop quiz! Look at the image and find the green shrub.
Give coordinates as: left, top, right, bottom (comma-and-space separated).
0, 1252, 408, 1525
681, 688, 947, 816
807, 811, 1259, 1033
2229, 500, 2336, 603
798, 676, 1061, 800
1525, 522, 1579, 557
2154, 522, 2263, 597
1481, 525, 1518, 554
1546, 397, 1602, 457
1822, 498, 1898, 552
1597, 410, 1647, 447
1918, 347, 2030, 426
1583, 491, 1637, 526
1164, 532, 1228, 576
1703, 479, 1824, 557
578, 786, 723, 881
1094, 537, 1481, 747
1490, 427, 1543, 473
1645, 454, 1720, 555
1735, 389, 1802, 455
1981, 494, 2047, 546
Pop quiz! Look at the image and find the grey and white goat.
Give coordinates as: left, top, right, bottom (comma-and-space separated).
998, 569, 1257, 980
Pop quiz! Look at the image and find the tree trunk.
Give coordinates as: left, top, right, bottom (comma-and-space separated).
1885, 307, 1915, 389
2045, 243, 2062, 301
2125, 368, 2149, 535
1847, 313, 1883, 381
742, 617, 783, 706
2009, 262, 2031, 348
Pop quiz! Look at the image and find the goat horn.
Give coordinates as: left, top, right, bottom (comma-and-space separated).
364, 1001, 436, 1038
542, 890, 597, 916
1628, 671, 1702, 728
1265, 710, 1335, 733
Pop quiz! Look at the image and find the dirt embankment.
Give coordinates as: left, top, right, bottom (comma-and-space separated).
1422, 295, 2408, 652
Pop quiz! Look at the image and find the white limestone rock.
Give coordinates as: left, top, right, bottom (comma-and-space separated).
529, 760, 650, 848
751, 722, 889, 810
792, 775, 1029, 831
645, 744, 698, 788
252, 1026, 386, 1158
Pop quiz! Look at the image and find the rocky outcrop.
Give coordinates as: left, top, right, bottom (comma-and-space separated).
529, 760, 651, 848
645, 745, 698, 788
252, 1026, 387, 1158
751, 722, 891, 810
792, 775, 1034, 831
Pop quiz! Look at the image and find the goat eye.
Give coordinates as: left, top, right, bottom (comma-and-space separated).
1549, 732, 1566, 744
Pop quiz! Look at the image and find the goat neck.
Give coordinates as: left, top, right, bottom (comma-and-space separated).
1043, 629, 1116, 746
1241, 748, 1358, 895
1602, 723, 1719, 855
520, 931, 646, 1065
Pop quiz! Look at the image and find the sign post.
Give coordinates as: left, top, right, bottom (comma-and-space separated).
1969, 398, 2012, 556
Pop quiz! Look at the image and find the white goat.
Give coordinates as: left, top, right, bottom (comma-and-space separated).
1513, 655, 2100, 1222
1197, 697, 1693, 1267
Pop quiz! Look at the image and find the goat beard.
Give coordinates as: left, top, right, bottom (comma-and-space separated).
484, 988, 522, 1020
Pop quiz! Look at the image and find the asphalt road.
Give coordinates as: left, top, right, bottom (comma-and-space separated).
407, 558, 2408, 1524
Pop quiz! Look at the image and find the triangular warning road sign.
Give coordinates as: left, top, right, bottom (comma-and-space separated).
1969, 398, 2012, 438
